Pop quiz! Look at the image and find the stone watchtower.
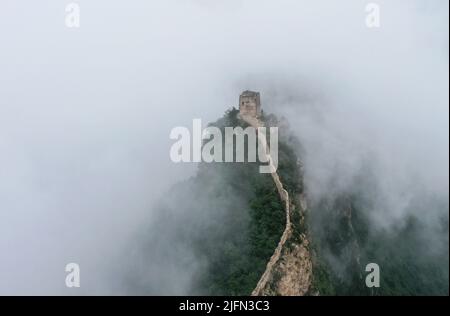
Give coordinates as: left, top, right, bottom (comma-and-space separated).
239, 90, 261, 117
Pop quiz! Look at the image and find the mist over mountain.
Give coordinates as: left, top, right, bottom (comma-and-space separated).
0, 0, 447, 295
113, 107, 448, 296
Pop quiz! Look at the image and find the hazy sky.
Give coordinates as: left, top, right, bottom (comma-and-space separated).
0, 0, 448, 294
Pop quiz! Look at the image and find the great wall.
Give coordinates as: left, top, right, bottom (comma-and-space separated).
238, 91, 312, 296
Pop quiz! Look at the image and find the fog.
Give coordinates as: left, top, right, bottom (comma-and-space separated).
0, 0, 448, 294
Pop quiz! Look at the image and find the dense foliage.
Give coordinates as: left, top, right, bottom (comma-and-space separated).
193, 108, 303, 294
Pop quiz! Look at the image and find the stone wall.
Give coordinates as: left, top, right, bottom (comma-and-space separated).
239, 92, 261, 117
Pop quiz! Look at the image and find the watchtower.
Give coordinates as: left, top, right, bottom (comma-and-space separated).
239, 90, 261, 117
